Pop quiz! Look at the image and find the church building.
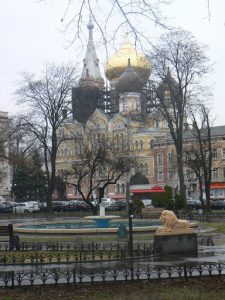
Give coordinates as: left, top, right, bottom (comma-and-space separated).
55, 19, 225, 202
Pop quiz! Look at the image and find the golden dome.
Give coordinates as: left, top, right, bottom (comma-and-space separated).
105, 34, 151, 82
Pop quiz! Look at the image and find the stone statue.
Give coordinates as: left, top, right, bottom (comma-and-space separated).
156, 210, 193, 234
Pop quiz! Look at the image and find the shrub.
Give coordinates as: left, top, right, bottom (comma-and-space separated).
132, 197, 144, 214
174, 194, 185, 210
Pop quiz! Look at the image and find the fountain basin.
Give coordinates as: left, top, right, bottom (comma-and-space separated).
13, 219, 161, 235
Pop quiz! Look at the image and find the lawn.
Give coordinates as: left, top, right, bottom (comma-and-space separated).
1, 277, 225, 300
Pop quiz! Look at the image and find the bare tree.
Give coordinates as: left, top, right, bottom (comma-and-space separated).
7, 116, 44, 200
58, 0, 171, 50
149, 29, 211, 202
67, 135, 138, 214
184, 104, 214, 212
16, 63, 78, 211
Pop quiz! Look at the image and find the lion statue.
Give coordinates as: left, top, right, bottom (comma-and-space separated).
156, 210, 193, 234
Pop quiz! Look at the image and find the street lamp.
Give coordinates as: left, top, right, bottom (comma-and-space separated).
128, 192, 134, 257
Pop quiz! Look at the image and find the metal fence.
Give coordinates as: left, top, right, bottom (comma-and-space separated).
0, 262, 225, 287
178, 211, 225, 222
1, 210, 225, 221
0, 241, 160, 263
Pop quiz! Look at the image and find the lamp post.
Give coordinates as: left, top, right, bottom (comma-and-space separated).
128, 192, 134, 257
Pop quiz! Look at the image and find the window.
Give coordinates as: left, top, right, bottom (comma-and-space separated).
149, 139, 154, 149
222, 148, 225, 160
139, 163, 144, 174
135, 97, 141, 112
204, 150, 209, 159
157, 153, 163, 166
213, 148, 218, 160
168, 170, 174, 180
101, 133, 106, 141
98, 166, 103, 177
223, 167, 225, 178
135, 140, 139, 150
121, 183, 125, 194
115, 184, 120, 194
212, 169, 218, 179
215, 190, 220, 197
145, 163, 148, 175
155, 120, 159, 128
74, 186, 78, 195
168, 153, 173, 164
158, 170, 164, 181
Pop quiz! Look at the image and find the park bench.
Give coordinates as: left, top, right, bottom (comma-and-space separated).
0, 224, 20, 250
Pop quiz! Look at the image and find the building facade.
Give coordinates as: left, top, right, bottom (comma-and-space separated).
0, 111, 11, 200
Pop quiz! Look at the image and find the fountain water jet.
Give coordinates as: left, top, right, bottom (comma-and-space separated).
84, 204, 120, 228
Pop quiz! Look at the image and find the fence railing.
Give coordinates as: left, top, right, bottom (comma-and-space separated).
0, 241, 160, 263
0, 262, 225, 287
178, 212, 225, 222
1, 210, 225, 221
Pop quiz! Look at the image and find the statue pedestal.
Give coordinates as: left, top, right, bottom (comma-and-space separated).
154, 232, 198, 255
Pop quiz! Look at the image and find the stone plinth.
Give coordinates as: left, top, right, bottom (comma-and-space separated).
99, 204, 105, 217
154, 232, 198, 254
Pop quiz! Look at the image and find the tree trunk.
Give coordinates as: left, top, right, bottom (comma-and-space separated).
176, 152, 186, 202
205, 183, 211, 213
198, 178, 205, 213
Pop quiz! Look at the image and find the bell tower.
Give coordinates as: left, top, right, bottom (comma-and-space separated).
72, 17, 104, 123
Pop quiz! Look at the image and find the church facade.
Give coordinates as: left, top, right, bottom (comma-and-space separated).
55, 19, 225, 202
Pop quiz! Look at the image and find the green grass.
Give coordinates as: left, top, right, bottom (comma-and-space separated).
19, 232, 155, 243
199, 222, 225, 233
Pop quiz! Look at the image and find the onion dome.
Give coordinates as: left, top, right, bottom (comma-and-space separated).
116, 59, 145, 93
105, 33, 151, 83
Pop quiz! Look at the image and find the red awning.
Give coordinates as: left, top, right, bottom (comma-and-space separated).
150, 186, 165, 193
131, 186, 165, 193
210, 182, 225, 189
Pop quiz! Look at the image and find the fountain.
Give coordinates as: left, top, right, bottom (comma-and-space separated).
84, 204, 120, 228
13, 204, 169, 236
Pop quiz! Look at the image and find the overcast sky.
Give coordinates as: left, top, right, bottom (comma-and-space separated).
1, 0, 225, 125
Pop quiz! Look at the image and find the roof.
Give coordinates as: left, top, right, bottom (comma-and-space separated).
165, 125, 225, 143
